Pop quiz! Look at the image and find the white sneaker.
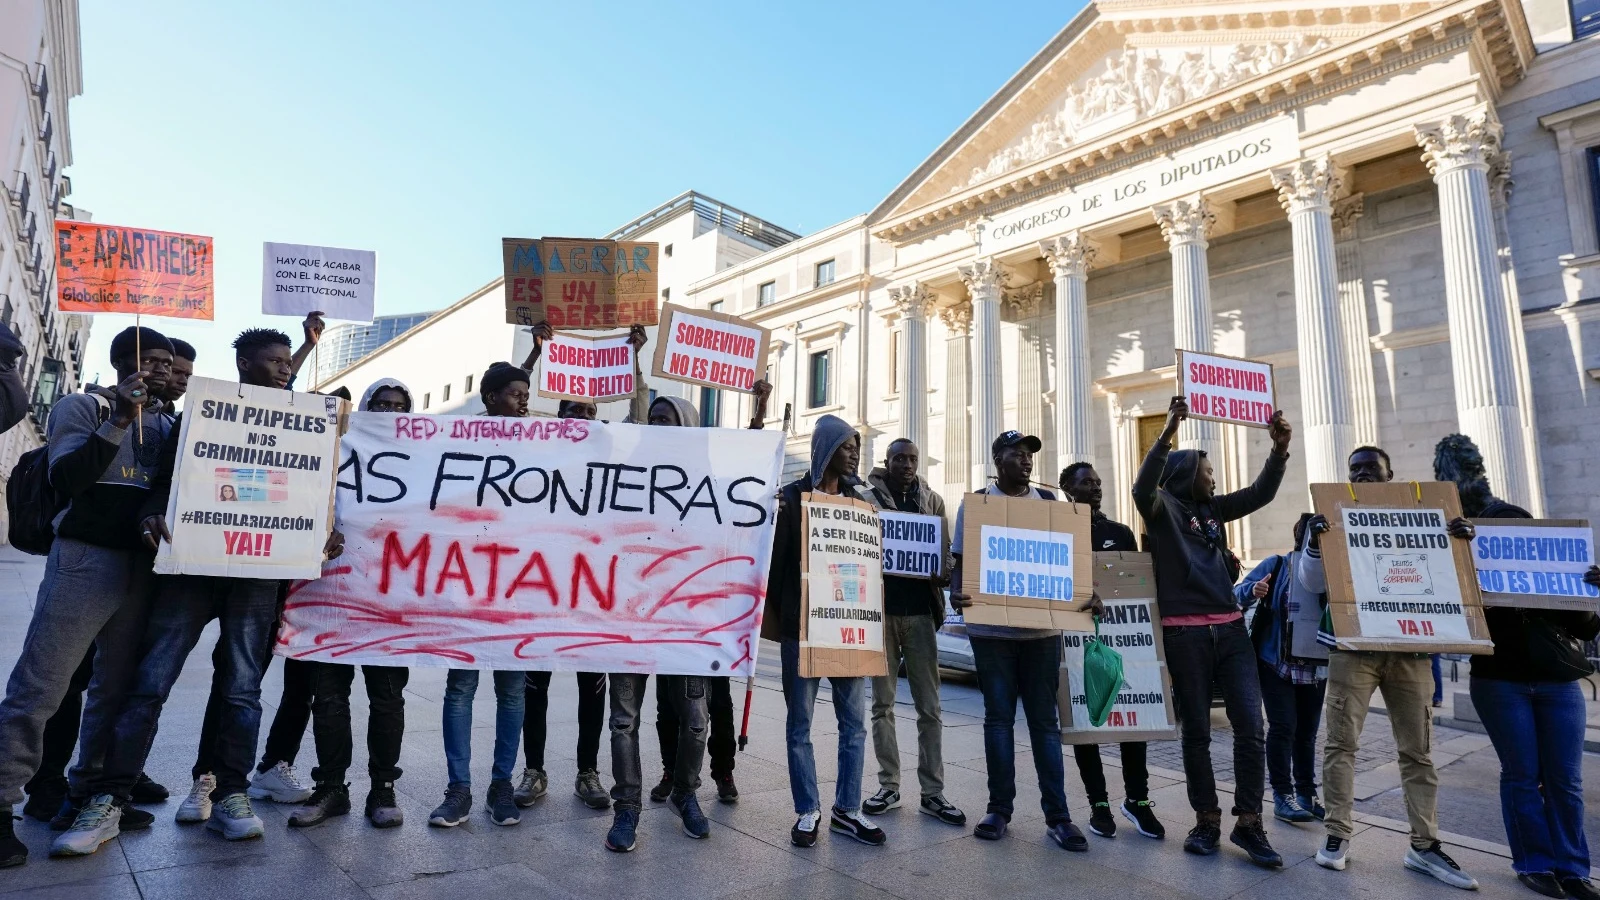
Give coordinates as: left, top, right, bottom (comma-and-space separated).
1405, 843, 1479, 890
176, 774, 217, 823
1317, 834, 1351, 871
49, 794, 121, 857
247, 761, 313, 803
206, 793, 265, 841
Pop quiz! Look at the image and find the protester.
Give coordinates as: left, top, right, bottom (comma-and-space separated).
166, 338, 196, 407
1437, 435, 1600, 899
1305, 445, 1478, 889
430, 363, 531, 828
51, 328, 345, 857
1059, 461, 1164, 840
0, 327, 175, 867
285, 379, 414, 830
1132, 397, 1290, 868
764, 414, 886, 848
0, 322, 26, 435
949, 432, 1088, 851
1234, 513, 1326, 826
860, 438, 966, 826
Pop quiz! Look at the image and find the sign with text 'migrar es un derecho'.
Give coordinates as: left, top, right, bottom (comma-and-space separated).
279, 415, 783, 675
502, 237, 659, 329
156, 377, 347, 579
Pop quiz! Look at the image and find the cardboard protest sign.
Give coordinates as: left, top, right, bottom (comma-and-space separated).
1058, 553, 1178, 744
281, 416, 783, 675
261, 242, 376, 321
880, 511, 942, 580
502, 237, 659, 328
1176, 349, 1276, 428
56, 221, 214, 320
1471, 519, 1599, 611
960, 492, 1094, 632
799, 492, 887, 678
651, 302, 771, 394
1311, 482, 1493, 654
536, 332, 636, 404
155, 377, 346, 579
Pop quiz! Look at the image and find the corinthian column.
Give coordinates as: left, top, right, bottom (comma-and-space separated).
1272, 156, 1353, 486
1487, 153, 1545, 515
1332, 195, 1380, 448
888, 283, 934, 451
940, 302, 973, 501
958, 259, 1004, 489
1040, 233, 1097, 468
1005, 284, 1047, 469
1152, 195, 1220, 463
1415, 107, 1534, 510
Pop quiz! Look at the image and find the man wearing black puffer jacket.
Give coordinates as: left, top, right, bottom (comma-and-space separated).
1132, 396, 1291, 869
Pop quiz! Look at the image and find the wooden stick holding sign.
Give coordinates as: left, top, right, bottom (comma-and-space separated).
651, 302, 771, 394
1058, 552, 1178, 744
1176, 348, 1276, 429
1470, 518, 1600, 612
959, 492, 1094, 632
536, 332, 637, 404
799, 492, 887, 679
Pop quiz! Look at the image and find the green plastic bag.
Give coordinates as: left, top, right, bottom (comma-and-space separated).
1083, 617, 1125, 728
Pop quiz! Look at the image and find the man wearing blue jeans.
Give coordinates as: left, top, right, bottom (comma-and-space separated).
762, 415, 886, 848
950, 431, 1087, 851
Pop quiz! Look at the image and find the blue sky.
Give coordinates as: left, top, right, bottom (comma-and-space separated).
72, 0, 1089, 382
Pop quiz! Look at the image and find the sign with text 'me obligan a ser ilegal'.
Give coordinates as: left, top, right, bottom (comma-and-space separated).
1176, 349, 1276, 429
56, 221, 214, 320
536, 331, 636, 404
1311, 482, 1493, 654
800, 491, 887, 678
960, 492, 1094, 632
155, 377, 347, 580
1057, 552, 1178, 745
1471, 519, 1599, 611
502, 237, 659, 329
651, 303, 771, 394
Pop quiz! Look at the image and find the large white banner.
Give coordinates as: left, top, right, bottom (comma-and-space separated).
280, 414, 783, 675
262, 242, 377, 321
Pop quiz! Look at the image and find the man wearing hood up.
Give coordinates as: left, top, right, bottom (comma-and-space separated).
763, 414, 888, 849
1132, 396, 1291, 869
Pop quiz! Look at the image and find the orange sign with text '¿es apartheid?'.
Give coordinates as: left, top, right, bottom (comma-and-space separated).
56, 221, 215, 320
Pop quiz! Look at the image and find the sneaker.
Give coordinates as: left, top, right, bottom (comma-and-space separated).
22, 783, 65, 823
1563, 877, 1600, 900
1048, 820, 1089, 851
1230, 813, 1283, 869
648, 770, 673, 803
48, 795, 80, 831
248, 761, 313, 803
1316, 835, 1351, 871
1122, 799, 1165, 839
486, 779, 521, 826
117, 802, 154, 831
288, 783, 350, 828
974, 812, 1008, 841
176, 774, 217, 823
830, 807, 887, 846
49, 794, 120, 857
1273, 792, 1314, 824
605, 808, 639, 852
1297, 792, 1326, 821
1088, 802, 1116, 838
365, 782, 403, 829
919, 795, 966, 826
513, 767, 547, 808
428, 783, 472, 827
574, 769, 610, 810
862, 788, 901, 816
669, 791, 710, 839
1404, 842, 1479, 890
130, 772, 170, 804
791, 811, 821, 847
206, 793, 265, 841
1184, 810, 1221, 855
0, 808, 26, 868
714, 772, 739, 805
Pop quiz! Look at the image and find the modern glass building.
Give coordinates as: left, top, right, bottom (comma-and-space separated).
314, 312, 434, 385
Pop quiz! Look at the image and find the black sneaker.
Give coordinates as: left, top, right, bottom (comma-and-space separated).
714, 772, 739, 805
129, 773, 170, 804
1229, 813, 1283, 869
22, 782, 65, 823
1048, 820, 1089, 851
862, 788, 900, 816
49, 795, 81, 832
116, 801, 155, 831
1088, 802, 1116, 838
574, 769, 610, 810
288, 783, 351, 828
0, 809, 26, 868
486, 779, 521, 826
1184, 810, 1221, 855
1517, 874, 1566, 899
648, 770, 673, 803
919, 795, 966, 826
791, 811, 820, 847
365, 782, 403, 828
830, 807, 887, 846
1121, 799, 1165, 839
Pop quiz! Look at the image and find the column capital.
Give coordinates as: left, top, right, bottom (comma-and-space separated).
1332, 193, 1366, 238
957, 258, 1003, 296
1002, 283, 1044, 318
887, 282, 935, 321
1271, 155, 1346, 215
1415, 105, 1503, 175
938, 300, 973, 336
1488, 150, 1514, 207
1039, 233, 1098, 279
1152, 195, 1216, 247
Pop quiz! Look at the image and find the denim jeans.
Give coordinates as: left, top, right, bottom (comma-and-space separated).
523, 671, 605, 771
1258, 662, 1325, 798
1163, 620, 1266, 815
610, 674, 706, 810
658, 675, 734, 779
443, 670, 525, 785
780, 639, 867, 815
308, 662, 409, 785
1470, 677, 1590, 878
95, 575, 280, 802
969, 635, 1070, 824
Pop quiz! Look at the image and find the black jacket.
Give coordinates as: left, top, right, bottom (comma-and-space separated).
1090, 510, 1138, 552
1132, 442, 1287, 618
761, 473, 886, 642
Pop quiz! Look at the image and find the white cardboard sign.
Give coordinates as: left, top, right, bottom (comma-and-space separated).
1176, 349, 1276, 428
1342, 507, 1475, 644
537, 332, 636, 404
880, 510, 942, 579
262, 242, 377, 321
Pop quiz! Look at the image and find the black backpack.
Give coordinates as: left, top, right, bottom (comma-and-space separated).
6, 393, 111, 555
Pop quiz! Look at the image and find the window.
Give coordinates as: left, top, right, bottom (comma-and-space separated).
465, 373, 474, 393
1577, 0, 1600, 39
700, 386, 721, 427
709, 300, 724, 314
889, 331, 901, 394
664, 243, 673, 258
423, 393, 431, 409
443, 384, 451, 402
1589, 147, 1600, 241
808, 350, 831, 409
661, 287, 670, 302
815, 259, 836, 288
757, 281, 776, 307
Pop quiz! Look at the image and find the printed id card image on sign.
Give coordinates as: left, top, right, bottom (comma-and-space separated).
1176, 349, 1276, 428
214, 468, 289, 503
1472, 519, 1600, 611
